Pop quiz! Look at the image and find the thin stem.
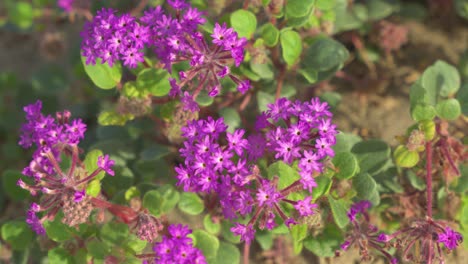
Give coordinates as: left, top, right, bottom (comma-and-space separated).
426, 141, 433, 218
243, 242, 250, 264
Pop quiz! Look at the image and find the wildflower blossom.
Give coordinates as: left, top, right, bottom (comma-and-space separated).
176, 97, 335, 242
18, 101, 115, 233
148, 224, 206, 264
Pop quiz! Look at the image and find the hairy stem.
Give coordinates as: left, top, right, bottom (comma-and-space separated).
426, 141, 433, 218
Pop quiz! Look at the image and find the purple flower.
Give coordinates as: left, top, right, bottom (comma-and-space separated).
256, 179, 281, 207
227, 129, 248, 156
74, 190, 86, 202
231, 223, 255, 244
152, 224, 206, 263
26, 204, 45, 235
97, 155, 115, 176
58, 0, 73, 12
294, 197, 318, 217
377, 233, 390, 242
438, 227, 463, 250
347, 200, 372, 222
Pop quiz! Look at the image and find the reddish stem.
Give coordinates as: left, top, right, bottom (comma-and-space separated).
243, 242, 250, 264
425, 141, 433, 219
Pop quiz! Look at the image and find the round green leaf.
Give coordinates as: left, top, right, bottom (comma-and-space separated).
142, 190, 163, 216
436, 98, 462, 120
303, 224, 343, 257
158, 185, 180, 214
351, 139, 391, 175
43, 217, 74, 242
267, 161, 300, 189
86, 240, 110, 259
99, 222, 129, 246
2, 170, 29, 201
301, 37, 349, 72
221, 221, 240, 244
255, 230, 273, 250
280, 30, 302, 66
285, 0, 314, 18
261, 23, 280, 47
195, 90, 214, 106
9, 2, 33, 29
230, 10, 257, 39
203, 214, 221, 235
136, 68, 171, 96
219, 108, 241, 133
332, 152, 359, 179
212, 242, 241, 264
422, 60, 461, 98
367, 0, 395, 20
353, 173, 380, 205
48, 248, 73, 264
316, 0, 336, 10
178, 192, 204, 215
193, 230, 220, 259
81, 56, 122, 89
1, 221, 33, 251
312, 175, 332, 200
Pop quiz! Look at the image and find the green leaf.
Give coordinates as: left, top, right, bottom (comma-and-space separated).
99, 222, 129, 246
255, 230, 274, 250
193, 230, 220, 259
43, 216, 74, 242
312, 176, 332, 200
86, 179, 101, 197
219, 108, 241, 133
261, 23, 280, 47
267, 161, 301, 189
230, 10, 257, 39
178, 192, 204, 215
333, 132, 362, 152
142, 190, 163, 216
140, 144, 170, 161
81, 56, 122, 89
86, 239, 110, 259
436, 98, 462, 120
406, 171, 426, 191
422, 60, 461, 98
332, 152, 359, 179
280, 30, 302, 66
212, 242, 241, 264
195, 90, 214, 106
301, 37, 349, 72
455, 0, 468, 19
353, 173, 380, 205
125, 186, 141, 201
84, 149, 106, 180
158, 184, 180, 214
285, 0, 314, 18
136, 68, 171, 97
221, 221, 241, 244
367, 0, 395, 20
204, 215, 221, 235
457, 83, 468, 115
351, 139, 391, 175
9, 2, 33, 29
48, 248, 73, 264
2, 170, 29, 201
98, 110, 133, 126
291, 223, 307, 254
316, 0, 336, 10
411, 103, 436, 121
257, 91, 275, 112
393, 145, 420, 168
327, 196, 349, 228
1, 221, 33, 251
303, 224, 343, 257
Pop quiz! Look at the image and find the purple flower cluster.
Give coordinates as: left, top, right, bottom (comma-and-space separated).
380, 219, 463, 263
176, 97, 336, 242
81, 8, 150, 68
146, 224, 206, 264
339, 200, 397, 263
81, 2, 251, 111
18, 101, 115, 233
